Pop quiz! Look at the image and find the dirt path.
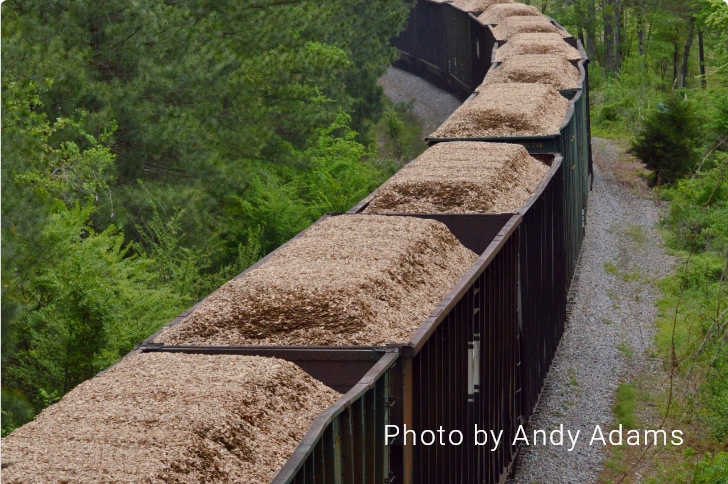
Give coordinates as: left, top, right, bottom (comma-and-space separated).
510, 138, 676, 483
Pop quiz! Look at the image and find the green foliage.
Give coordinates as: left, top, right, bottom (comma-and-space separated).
1, 1, 410, 434
694, 452, 728, 484
2, 202, 184, 432
662, 158, 728, 252
699, 0, 728, 75
237, 114, 393, 252
2, 0, 409, 264
383, 110, 406, 159
630, 96, 702, 185
591, 57, 668, 137
656, 154, 728, 446
370, 99, 427, 164
614, 383, 637, 429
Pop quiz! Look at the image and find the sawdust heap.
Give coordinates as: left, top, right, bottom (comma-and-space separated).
493, 16, 571, 40
363, 142, 548, 214
155, 215, 479, 346
1, 353, 341, 483
430, 83, 569, 138
483, 54, 582, 90
452, 0, 514, 14
495, 33, 582, 61
478, 3, 539, 24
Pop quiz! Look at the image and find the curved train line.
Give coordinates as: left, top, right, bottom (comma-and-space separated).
5, 1, 593, 483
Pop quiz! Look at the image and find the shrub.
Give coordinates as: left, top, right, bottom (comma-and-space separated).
630, 96, 702, 185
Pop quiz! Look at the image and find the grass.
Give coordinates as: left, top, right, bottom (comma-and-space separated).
625, 224, 649, 247
604, 261, 619, 276
598, 379, 649, 483
568, 369, 579, 387
604, 260, 646, 283
614, 383, 637, 429
617, 341, 635, 359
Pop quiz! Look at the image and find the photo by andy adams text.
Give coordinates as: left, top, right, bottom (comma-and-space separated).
384, 424, 683, 451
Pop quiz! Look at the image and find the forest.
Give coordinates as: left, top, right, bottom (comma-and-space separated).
2, 0, 728, 480
1, 0, 412, 432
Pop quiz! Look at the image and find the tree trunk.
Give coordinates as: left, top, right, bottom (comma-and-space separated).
586, 0, 597, 60
637, 0, 645, 56
603, 0, 615, 72
541, 0, 548, 15
679, 18, 695, 89
698, 30, 706, 88
672, 41, 679, 89
613, 0, 621, 71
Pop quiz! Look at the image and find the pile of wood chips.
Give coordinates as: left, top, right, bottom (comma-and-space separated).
478, 3, 539, 24
452, 0, 514, 14
363, 142, 548, 214
154, 215, 479, 346
1, 353, 340, 483
429, 82, 569, 138
495, 32, 582, 61
483, 54, 582, 90
493, 16, 571, 40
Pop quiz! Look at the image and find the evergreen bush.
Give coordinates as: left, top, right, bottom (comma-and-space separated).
630, 96, 702, 185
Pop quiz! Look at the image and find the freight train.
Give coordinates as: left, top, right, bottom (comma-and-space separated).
2, 1, 592, 483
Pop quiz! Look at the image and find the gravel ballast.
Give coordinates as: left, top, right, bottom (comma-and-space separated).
452, 0, 514, 14
1, 353, 341, 484
377, 66, 462, 135
510, 139, 677, 482
478, 3, 540, 24
430, 82, 569, 138
495, 32, 582, 61
483, 54, 582, 90
155, 215, 479, 346
493, 16, 571, 40
363, 142, 548, 214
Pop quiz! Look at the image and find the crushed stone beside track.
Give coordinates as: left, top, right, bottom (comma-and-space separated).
509, 138, 676, 483
377, 66, 462, 136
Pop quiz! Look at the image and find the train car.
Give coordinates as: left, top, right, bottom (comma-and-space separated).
393, 0, 449, 78
393, 0, 496, 92
427, 42, 591, 283
140, 210, 522, 484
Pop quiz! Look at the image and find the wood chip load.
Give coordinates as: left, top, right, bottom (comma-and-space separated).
154, 215, 479, 346
429, 82, 569, 138
495, 33, 582, 61
483, 54, 582, 90
1, 353, 341, 484
363, 142, 548, 214
478, 3, 539, 25
452, 0, 514, 14
493, 16, 571, 40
